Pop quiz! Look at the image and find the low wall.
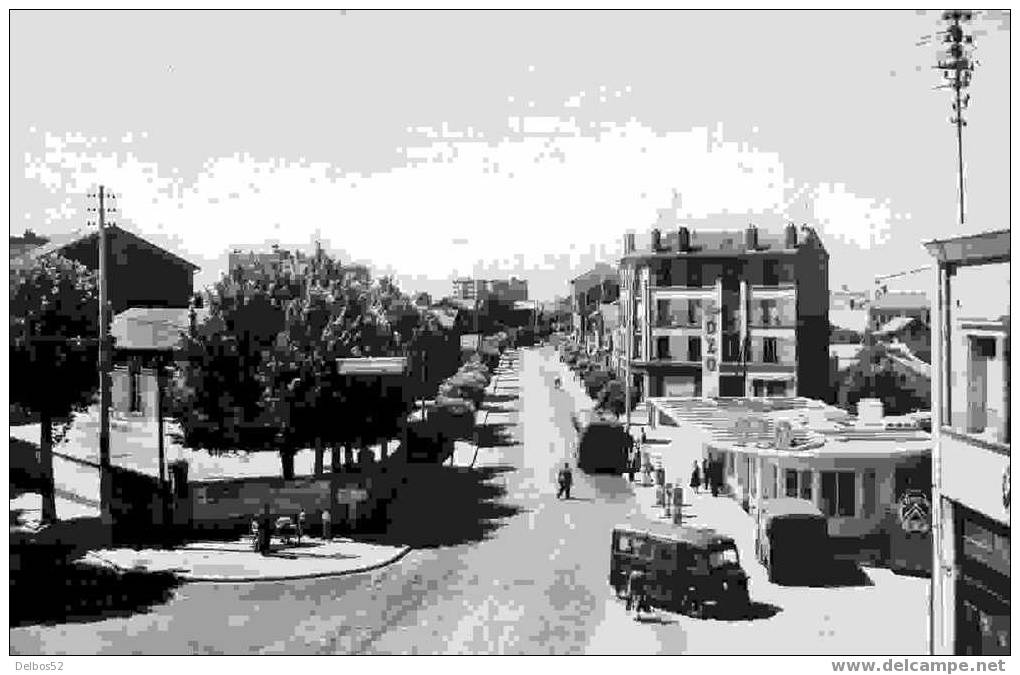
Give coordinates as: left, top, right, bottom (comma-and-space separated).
189, 472, 390, 535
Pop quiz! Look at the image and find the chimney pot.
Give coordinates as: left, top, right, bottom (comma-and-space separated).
785, 223, 798, 249
745, 224, 759, 251
677, 226, 691, 252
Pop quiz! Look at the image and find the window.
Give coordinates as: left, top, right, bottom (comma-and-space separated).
688, 336, 702, 362
800, 470, 813, 501
656, 336, 671, 360
709, 547, 739, 568
821, 471, 856, 518
130, 371, 143, 413
763, 338, 778, 363
617, 534, 633, 553
686, 264, 702, 288
862, 470, 876, 518
687, 300, 702, 325
763, 259, 780, 286
656, 298, 671, 327
724, 334, 741, 361
758, 299, 778, 326
785, 469, 798, 497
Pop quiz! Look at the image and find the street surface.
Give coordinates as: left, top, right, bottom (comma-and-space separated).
10, 346, 928, 655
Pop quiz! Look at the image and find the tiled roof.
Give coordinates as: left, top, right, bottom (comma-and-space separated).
871, 292, 929, 311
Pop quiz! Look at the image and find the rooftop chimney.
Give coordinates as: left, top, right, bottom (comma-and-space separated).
745, 224, 759, 251
623, 232, 636, 254
785, 223, 798, 249
677, 226, 691, 252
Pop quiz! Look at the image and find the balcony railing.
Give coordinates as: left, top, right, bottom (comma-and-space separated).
654, 317, 702, 329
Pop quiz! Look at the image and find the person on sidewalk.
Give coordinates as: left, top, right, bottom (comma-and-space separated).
690, 461, 701, 494
640, 428, 647, 447
258, 504, 273, 556
557, 463, 574, 500
702, 458, 710, 492
321, 509, 332, 541
297, 510, 306, 545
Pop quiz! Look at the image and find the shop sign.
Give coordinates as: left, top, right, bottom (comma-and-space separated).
897, 491, 932, 534
337, 488, 369, 504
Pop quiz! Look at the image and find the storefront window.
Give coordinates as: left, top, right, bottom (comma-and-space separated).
785, 469, 798, 497
821, 471, 856, 517
956, 507, 1010, 656
800, 470, 813, 501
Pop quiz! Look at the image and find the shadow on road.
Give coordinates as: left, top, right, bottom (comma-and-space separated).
587, 475, 636, 504
702, 600, 783, 622
475, 423, 519, 449
10, 555, 181, 628
779, 560, 876, 588
485, 393, 519, 404
366, 463, 524, 548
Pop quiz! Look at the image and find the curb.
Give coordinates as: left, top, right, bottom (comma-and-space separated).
83, 545, 414, 585
468, 350, 518, 469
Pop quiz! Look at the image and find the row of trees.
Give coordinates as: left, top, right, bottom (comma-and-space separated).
172, 253, 468, 478
559, 342, 637, 418
9, 247, 474, 522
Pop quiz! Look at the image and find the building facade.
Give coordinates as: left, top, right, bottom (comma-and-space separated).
925, 230, 1010, 656
36, 225, 199, 313
452, 277, 529, 304
619, 224, 830, 401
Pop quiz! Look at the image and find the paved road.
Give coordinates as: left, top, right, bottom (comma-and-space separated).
10, 346, 926, 655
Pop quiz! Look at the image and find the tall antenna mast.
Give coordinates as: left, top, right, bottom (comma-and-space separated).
935, 10, 976, 226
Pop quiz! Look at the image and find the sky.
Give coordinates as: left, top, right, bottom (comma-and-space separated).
10, 10, 1011, 302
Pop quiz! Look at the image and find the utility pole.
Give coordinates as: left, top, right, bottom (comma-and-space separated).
94, 185, 115, 531
935, 10, 975, 226
624, 264, 633, 432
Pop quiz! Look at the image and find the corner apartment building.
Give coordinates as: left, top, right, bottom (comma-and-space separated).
619, 223, 829, 400
925, 229, 1010, 656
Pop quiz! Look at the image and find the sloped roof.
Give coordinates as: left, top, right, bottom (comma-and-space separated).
874, 316, 917, 336
111, 307, 208, 351
829, 309, 868, 333
871, 291, 928, 311
33, 224, 200, 272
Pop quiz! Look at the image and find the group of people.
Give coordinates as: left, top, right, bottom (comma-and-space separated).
251, 507, 312, 555
690, 458, 724, 497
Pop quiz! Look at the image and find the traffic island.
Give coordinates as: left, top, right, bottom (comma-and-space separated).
77, 537, 411, 583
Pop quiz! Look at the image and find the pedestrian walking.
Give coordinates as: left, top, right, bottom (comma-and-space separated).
640, 428, 647, 447
690, 461, 701, 494
557, 462, 574, 500
702, 458, 710, 491
297, 510, 306, 544
322, 509, 332, 541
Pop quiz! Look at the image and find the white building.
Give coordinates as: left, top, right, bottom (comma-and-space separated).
925, 229, 1010, 656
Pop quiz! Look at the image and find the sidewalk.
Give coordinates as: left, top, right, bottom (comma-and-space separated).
78, 536, 411, 583
450, 349, 520, 468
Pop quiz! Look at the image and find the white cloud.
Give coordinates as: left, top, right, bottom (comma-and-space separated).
23, 120, 904, 297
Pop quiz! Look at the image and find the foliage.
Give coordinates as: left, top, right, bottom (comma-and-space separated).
9, 255, 100, 522
584, 368, 614, 400
596, 378, 639, 418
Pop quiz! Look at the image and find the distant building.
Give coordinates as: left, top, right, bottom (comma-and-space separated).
451, 276, 529, 304
619, 223, 830, 401
869, 290, 930, 332
33, 224, 199, 314
414, 292, 432, 307
10, 229, 50, 272
569, 263, 620, 361
831, 287, 870, 311
925, 229, 1010, 656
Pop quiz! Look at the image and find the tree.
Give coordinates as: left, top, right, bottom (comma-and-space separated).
10, 255, 99, 523
596, 378, 638, 418
584, 368, 614, 400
